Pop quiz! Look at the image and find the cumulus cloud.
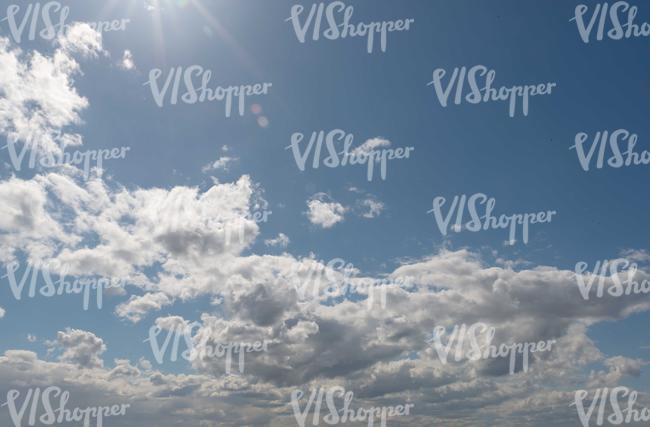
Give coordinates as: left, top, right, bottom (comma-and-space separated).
0, 171, 274, 321
57, 23, 103, 57
0, 176, 76, 262
0, 307, 5, 318
49, 328, 106, 368
0, 348, 280, 427
1, 33, 649, 426
306, 193, 346, 228
0, 172, 261, 263
156, 248, 650, 398
0, 35, 91, 158
1, 248, 650, 425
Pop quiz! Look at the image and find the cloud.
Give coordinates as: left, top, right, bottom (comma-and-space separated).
57, 23, 103, 58
0, 37, 647, 423
306, 193, 346, 228
0, 348, 279, 427
202, 156, 239, 173
119, 49, 135, 70
620, 248, 650, 264
0, 307, 5, 318
359, 197, 385, 218
0, 170, 270, 321
2, 166, 649, 426
1, 11, 649, 427
0, 32, 94, 159
1, 249, 650, 425
352, 137, 391, 156
145, 0, 158, 12
0, 176, 76, 262
49, 328, 106, 368
346, 188, 385, 219
348, 186, 363, 193
153, 315, 190, 332
116, 293, 173, 323
264, 233, 289, 248
0, 172, 261, 264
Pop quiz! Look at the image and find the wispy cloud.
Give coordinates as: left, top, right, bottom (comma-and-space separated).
264, 233, 290, 248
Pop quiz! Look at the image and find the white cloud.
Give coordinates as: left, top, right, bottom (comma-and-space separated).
306, 193, 346, 228
620, 248, 650, 264
0, 36, 91, 158
0, 307, 5, 318
264, 233, 289, 248
0, 176, 76, 262
347, 186, 362, 193
202, 156, 238, 173
352, 137, 391, 156
0, 14, 648, 427
0, 348, 277, 427
359, 197, 384, 218
0, 24, 103, 181
3, 167, 649, 425
0, 39, 645, 422
153, 315, 190, 331
116, 293, 173, 323
50, 328, 106, 368
57, 23, 103, 58
145, 0, 158, 11
0, 249, 649, 425
347, 188, 385, 219
0, 172, 270, 322
0, 172, 261, 263
119, 49, 135, 70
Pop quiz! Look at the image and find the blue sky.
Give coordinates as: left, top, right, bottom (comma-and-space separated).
0, 1, 649, 426
63, 0, 650, 267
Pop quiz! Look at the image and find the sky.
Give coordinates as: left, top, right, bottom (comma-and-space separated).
0, 0, 649, 426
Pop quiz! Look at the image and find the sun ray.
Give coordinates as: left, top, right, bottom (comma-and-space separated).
189, 0, 264, 81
